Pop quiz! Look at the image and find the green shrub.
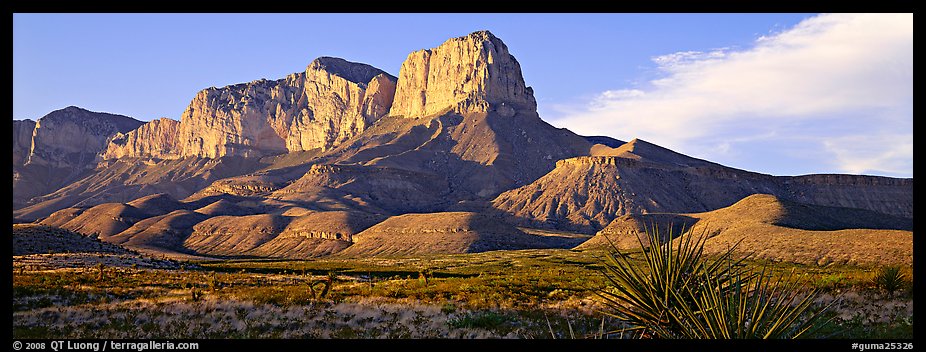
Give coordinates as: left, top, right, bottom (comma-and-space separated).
873, 266, 908, 298
596, 225, 831, 339
448, 311, 509, 330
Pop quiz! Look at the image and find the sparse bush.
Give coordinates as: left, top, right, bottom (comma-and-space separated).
441, 303, 457, 314
448, 311, 509, 330
209, 272, 221, 291
190, 287, 202, 302
814, 274, 848, 291
596, 225, 831, 339
418, 269, 431, 286
873, 266, 908, 298
307, 272, 335, 300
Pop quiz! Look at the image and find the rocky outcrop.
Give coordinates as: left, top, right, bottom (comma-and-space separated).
285, 58, 397, 152
176, 57, 397, 158
264, 32, 593, 213
12, 119, 36, 166
782, 174, 913, 218
389, 30, 537, 118
14, 107, 143, 208
26, 106, 143, 168
101, 118, 181, 159
494, 139, 914, 233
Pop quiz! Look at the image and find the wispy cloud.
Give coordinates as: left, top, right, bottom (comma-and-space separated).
551, 13, 912, 177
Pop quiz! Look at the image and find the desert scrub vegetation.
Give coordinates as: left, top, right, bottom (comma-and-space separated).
596, 226, 832, 338
872, 265, 910, 298
13, 244, 911, 339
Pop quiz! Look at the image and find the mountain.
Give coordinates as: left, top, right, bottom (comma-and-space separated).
582, 135, 626, 148
492, 139, 913, 233
577, 194, 913, 266
13, 156, 267, 221
260, 30, 593, 214
13, 107, 144, 208
388, 30, 537, 118
13, 57, 399, 219
101, 57, 397, 161
175, 57, 397, 158
12, 30, 913, 262
24, 106, 143, 168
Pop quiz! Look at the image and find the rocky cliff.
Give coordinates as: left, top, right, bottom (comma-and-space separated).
13, 107, 143, 208
25, 106, 143, 168
226, 30, 592, 215
389, 30, 537, 118
12, 119, 36, 167
175, 57, 397, 158
102, 118, 181, 159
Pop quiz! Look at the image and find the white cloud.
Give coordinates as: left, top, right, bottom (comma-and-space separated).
552, 13, 913, 177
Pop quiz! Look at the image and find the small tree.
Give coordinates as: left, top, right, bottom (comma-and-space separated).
308, 272, 335, 300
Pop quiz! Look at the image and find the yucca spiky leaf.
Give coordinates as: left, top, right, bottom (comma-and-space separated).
595, 223, 831, 339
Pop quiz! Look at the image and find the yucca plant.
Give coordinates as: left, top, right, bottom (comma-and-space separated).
307, 271, 336, 300
873, 266, 908, 298
596, 224, 831, 339
667, 266, 828, 338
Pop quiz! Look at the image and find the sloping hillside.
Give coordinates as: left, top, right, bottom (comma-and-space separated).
578, 194, 913, 266
493, 139, 913, 233
338, 212, 557, 257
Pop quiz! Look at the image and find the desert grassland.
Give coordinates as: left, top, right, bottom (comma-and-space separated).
13, 248, 913, 339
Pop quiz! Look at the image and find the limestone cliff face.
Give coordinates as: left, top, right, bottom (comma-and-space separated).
783, 174, 913, 219
285, 59, 397, 152
12, 119, 36, 166
176, 57, 397, 158
26, 106, 143, 168
389, 30, 537, 118
13, 107, 143, 208
102, 118, 181, 159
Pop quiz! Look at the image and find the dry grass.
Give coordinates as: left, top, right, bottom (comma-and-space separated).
12, 229, 912, 339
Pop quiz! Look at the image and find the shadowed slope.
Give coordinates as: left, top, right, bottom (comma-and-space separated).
13, 107, 144, 208
13, 224, 180, 269
250, 211, 387, 259
108, 210, 209, 252
578, 194, 912, 266
183, 214, 292, 256
14, 156, 266, 221
44, 203, 150, 240
494, 139, 913, 233
338, 212, 552, 257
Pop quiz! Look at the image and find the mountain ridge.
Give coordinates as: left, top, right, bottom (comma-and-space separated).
12, 30, 913, 262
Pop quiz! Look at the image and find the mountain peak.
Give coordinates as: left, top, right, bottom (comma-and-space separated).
456, 30, 499, 43
388, 30, 537, 118
307, 56, 395, 85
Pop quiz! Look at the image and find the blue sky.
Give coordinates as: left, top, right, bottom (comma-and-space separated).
12, 14, 912, 178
